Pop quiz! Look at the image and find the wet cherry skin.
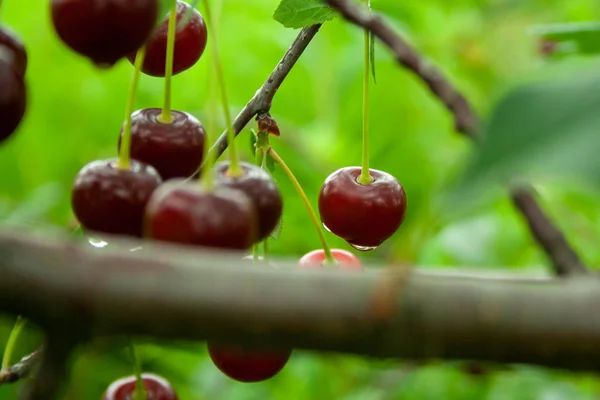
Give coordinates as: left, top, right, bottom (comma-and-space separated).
0, 26, 27, 77
128, 0, 207, 77
208, 341, 292, 383
118, 108, 205, 180
71, 159, 162, 237
103, 373, 178, 400
213, 161, 283, 242
50, 0, 158, 67
0, 53, 26, 143
298, 249, 362, 270
145, 180, 258, 250
318, 167, 407, 250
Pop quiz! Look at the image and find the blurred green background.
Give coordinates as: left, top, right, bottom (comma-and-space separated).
2, 0, 600, 398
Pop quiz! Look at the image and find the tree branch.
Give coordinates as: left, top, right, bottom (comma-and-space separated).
326, 0, 587, 276
0, 231, 599, 373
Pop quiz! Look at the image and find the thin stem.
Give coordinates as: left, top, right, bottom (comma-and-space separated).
202, 0, 242, 177
117, 47, 146, 170
357, 0, 373, 185
200, 44, 218, 191
268, 148, 335, 264
129, 338, 147, 400
158, 0, 178, 124
253, 131, 268, 262
2, 316, 26, 370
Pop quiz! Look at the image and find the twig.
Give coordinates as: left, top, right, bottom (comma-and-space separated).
326, 0, 587, 276
0, 350, 41, 384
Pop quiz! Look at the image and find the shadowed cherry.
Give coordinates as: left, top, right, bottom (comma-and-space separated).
298, 249, 362, 270
103, 373, 178, 400
0, 26, 27, 77
0, 52, 26, 144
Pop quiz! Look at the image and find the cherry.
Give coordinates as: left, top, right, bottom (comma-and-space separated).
103, 373, 178, 400
213, 161, 283, 242
298, 249, 362, 270
71, 159, 162, 237
145, 181, 258, 249
208, 341, 291, 383
118, 109, 205, 180
128, 0, 207, 77
0, 53, 26, 144
318, 167, 407, 250
0, 26, 27, 77
50, 0, 158, 67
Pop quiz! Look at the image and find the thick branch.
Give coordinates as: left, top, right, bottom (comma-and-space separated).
0, 231, 599, 372
326, 0, 587, 276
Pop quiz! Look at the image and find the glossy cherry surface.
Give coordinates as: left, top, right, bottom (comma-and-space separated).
145, 181, 258, 250
298, 249, 362, 270
319, 167, 407, 250
103, 373, 178, 400
119, 108, 205, 180
71, 159, 162, 237
129, 0, 207, 77
214, 161, 283, 241
0, 26, 27, 77
51, 0, 158, 67
208, 341, 291, 383
0, 54, 26, 143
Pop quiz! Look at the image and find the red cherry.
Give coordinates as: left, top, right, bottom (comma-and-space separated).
145, 180, 258, 250
0, 26, 27, 77
208, 341, 291, 383
318, 167, 407, 250
0, 53, 26, 143
118, 108, 205, 180
213, 161, 283, 242
50, 0, 158, 67
103, 373, 178, 400
128, 0, 207, 77
298, 249, 362, 270
71, 159, 162, 237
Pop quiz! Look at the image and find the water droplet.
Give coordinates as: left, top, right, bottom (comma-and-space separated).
322, 223, 332, 233
129, 246, 143, 252
348, 242, 377, 252
88, 237, 108, 248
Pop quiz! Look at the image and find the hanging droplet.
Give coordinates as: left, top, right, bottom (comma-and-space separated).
348, 242, 377, 252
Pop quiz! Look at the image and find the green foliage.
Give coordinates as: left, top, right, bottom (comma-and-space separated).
273, 0, 338, 28
530, 21, 600, 58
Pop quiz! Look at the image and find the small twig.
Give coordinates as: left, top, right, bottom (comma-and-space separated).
326, 0, 587, 276
0, 349, 41, 384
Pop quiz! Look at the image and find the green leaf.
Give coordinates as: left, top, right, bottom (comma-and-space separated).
274, 0, 338, 29
530, 21, 600, 58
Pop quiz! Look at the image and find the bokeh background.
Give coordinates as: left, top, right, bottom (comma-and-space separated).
1, 0, 600, 398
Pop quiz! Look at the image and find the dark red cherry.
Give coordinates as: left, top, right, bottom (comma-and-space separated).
319, 167, 407, 250
118, 108, 205, 180
145, 180, 258, 250
0, 54, 26, 144
208, 341, 291, 383
128, 0, 207, 77
50, 0, 158, 67
298, 249, 362, 270
71, 159, 162, 237
0, 26, 27, 77
213, 161, 283, 242
103, 373, 178, 400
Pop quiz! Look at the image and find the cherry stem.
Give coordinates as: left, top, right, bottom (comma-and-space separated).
1, 316, 26, 370
268, 148, 335, 264
357, 0, 373, 185
202, 0, 242, 177
199, 49, 219, 192
129, 338, 147, 400
158, 0, 177, 124
254, 130, 269, 261
117, 47, 146, 170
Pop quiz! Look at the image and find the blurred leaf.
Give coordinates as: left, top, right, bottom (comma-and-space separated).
274, 0, 338, 29
530, 22, 600, 59
4, 183, 63, 227
267, 152, 276, 173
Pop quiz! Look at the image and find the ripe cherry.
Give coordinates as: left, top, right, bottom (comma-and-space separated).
50, 0, 158, 67
319, 167, 407, 250
208, 341, 291, 383
298, 249, 362, 270
145, 181, 258, 250
103, 373, 178, 400
128, 0, 207, 77
213, 161, 283, 241
71, 159, 162, 237
0, 26, 27, 77
0, 53, 26, 144
118, 109, 205, 180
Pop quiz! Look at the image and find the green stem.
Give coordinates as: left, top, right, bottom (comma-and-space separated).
200, 48, 218, 191
129, 338, 147, 400
252, 244, 259, 262
202, 0, 242, 177
357, 0, 373, 185
2, 316, 26, 370
118, 47, 146, 170
252, 131, 269, 262
268, 148, 335, 264
158, 0, 178, 124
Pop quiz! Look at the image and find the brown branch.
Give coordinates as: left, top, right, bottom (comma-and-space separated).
326, 0, 587, 276
0, 231, 599, 373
